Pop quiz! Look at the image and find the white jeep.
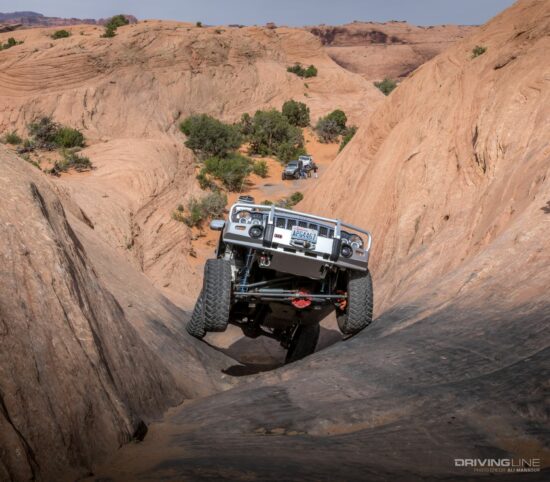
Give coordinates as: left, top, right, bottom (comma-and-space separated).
298, 155, 314, 170
187, 196, 373, 363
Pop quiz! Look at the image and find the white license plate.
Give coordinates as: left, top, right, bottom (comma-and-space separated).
291, 226, 318, 244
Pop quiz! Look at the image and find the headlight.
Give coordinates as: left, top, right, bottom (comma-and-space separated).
251, 213, 264, 225
233, 210, 252, 223
349, 234, 363, 249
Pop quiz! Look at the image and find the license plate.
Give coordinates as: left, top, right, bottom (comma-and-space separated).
291, 226, 317, 244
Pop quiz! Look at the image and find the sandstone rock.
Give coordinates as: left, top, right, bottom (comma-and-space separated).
0, 146, 181, 480
307, 22, 476, 80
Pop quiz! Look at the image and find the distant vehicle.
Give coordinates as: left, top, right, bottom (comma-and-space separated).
282, 160, 303, 180
298, 155, 314, 171
187, 196, 374, 363
236, 195, 255, 204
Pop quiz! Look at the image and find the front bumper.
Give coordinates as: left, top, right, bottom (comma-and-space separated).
223, 203, 371, 278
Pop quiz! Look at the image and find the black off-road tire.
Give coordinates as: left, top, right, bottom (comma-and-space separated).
186, 290, 206, 339
203, 258, 232, 332
285, 323, 320, 364
337, 270, 373, 335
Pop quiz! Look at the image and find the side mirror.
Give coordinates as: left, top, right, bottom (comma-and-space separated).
210, 219, 225, 231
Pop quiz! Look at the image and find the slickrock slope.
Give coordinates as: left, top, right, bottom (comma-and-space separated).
93, 1, 550, 480
303, 0, 550, 315
0, 146, 175, 480
308, 21, 476, 80
0, 146, 235, 481
0, 22, 381, 302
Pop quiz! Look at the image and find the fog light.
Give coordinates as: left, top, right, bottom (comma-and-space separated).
249, 225, 263, 238
341, 244, 353, 258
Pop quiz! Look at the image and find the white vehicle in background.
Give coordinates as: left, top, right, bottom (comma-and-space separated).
187, 196, 373, 363
298, 155, 314, 171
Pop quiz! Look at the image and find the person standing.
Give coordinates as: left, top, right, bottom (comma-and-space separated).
313, 163, 318, 178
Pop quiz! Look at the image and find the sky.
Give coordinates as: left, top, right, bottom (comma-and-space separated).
0, 0, 517, 26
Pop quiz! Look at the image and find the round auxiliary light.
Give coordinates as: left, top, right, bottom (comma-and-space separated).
234, 210, 252, 223
249, 225, 264, 239
349, 234, 363, 249
341, 244, 353, 258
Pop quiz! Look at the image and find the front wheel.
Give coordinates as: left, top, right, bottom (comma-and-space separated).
285, 324, 320, 364
186, 290, 206, 339
203, 258, 232, 332
337, 270, 373, 335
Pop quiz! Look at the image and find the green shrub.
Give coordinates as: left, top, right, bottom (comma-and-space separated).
287, 191, 303, 206
3, 131, 22, 145
276, 191, 304, 209
315, 119, 338, 143
102, 27, 116, 38
101, 14, 129, 38
174, 191, 227, 228
316, 109, 348, 143
374, 78, 397, 95
106, 15, 129, 29
239, 112, 253, 136
173, 199, 202, 226
203, 153, 252, 191
277, 141, 305, 163
287, 64, 303, 76
339, 125, 357, 152
180, 114, 242, 159
0, 37, 23, 50
196, 169, 215, 190
287, 64, 318, 78
304, 65, 318, 78
28, 117, 85, 149
21, 138, 34, 150
326, 109, 347, 130
282, 100, 310, 127
472, 45, 487, 58
200, 190, 227, 217
252, 160, 269, 178
48, 151, 92, 176
52, 30, 71, 40
247, 109, 304, 161
54, 127, 85, 148
28, 117, 60, 147
196, 21, 203, 28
